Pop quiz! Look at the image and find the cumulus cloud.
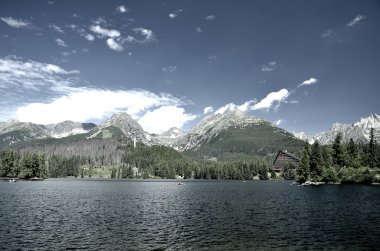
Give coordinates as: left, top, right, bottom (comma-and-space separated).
203, 106, 214, 114
84, 33, 95, 41
261, 61, 277, 72
298, 77, 317, 87
205, 15, 216, 21
347, 14, 366, 27
90, 25, 120, 38
252, 89, 289, 111
215, 100, 257, 114
138, 106, 196, 134
106, 38, 124, 52
1, 57, 193, 130
1, 17, 31, 28
55, 38, 68, 47
116, 5, 128, 13
16, 90, 186, 125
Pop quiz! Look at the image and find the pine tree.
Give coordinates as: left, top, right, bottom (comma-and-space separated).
310, 140, 323, 180
297, 141, 311, 183
332, 132, 346, 167
347, 138, 360, 168
368, 128, 376, 168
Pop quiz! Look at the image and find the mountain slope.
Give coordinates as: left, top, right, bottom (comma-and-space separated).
173, 111, 303, 160
86, 112, 154, 145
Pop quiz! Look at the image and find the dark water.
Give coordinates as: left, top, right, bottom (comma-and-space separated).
0, 179, 379, 250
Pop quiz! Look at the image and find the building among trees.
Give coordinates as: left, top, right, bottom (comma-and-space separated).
273, 150, 300, 172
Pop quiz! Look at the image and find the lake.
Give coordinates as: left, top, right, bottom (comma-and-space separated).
0, 179, 379, 250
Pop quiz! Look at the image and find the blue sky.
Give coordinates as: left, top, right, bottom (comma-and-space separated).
0, 0, 379, 135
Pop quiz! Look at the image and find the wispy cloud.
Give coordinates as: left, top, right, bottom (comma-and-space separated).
252, 89, 289, 111
138, 106, 196, 134
205, 15, 216, 21
347, 14, 366, 27
116, 5, 128, 13
133, 27, 155, 43
208, 55, 216, 62
55, 38, 68, 47
162, 66, 177, 73
49, 24, 64, 34
261, 61, 277, 72
274, 119, 284, 126
196, 27, 202, 33
321, 28, 333, 38
169, 9, 183, 19
298, 77, 317, 87
203, 106, 214, 114
1, 17, 31, 29
106, 38, 124, 52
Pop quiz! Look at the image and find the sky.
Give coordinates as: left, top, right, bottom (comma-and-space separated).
0, 0, 379, 135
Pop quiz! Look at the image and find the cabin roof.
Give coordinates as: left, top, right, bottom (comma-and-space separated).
273, 150, 300, 165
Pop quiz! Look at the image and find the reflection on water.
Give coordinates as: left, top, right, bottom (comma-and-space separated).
0, 179, 379, 250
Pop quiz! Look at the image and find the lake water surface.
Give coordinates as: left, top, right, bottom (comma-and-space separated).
0, 179, 379, 250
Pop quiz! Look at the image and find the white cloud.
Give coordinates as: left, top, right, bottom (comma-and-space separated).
321, 28, 332, 38
84, 33, 95, 41
162, 65, 177, 73
298, 77, 318, 87
16, 90, 187, 125
1, 17, 31, 28
106, 38, 124, 52
196, 27, 202, 33
49, 24, 64, 34
169, 9, 183, 19
133, 28, 155, 43
274, 119, 283, 126
261, 61, 277, 72
117, 5, 128, 13
0, 56, 79, 93
203, 106, 214, 114
90, 25, 120, 38
347, 14, 366, 27
205, 15, 216, 21
138, 106, 196, 134
252, 89, 289, 111
1, 57, 193, 127
290, 100, 299, 104
55, 38, 68, 47
215, 100, 257, 114
208, 55, 216, 61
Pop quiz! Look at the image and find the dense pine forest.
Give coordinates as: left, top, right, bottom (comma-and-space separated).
296, 129, 380, 184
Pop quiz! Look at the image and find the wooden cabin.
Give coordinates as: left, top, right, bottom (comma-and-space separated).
273, 150, 300, 172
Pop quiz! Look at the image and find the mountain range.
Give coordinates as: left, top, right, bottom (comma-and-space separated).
293, 114, 380, 144
0, 112, 378, 160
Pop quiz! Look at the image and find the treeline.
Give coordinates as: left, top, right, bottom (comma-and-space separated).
296, 129, 380, 184
0, 145, 275, 180
124, 145, 273, 180
0, 151, 47, 179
